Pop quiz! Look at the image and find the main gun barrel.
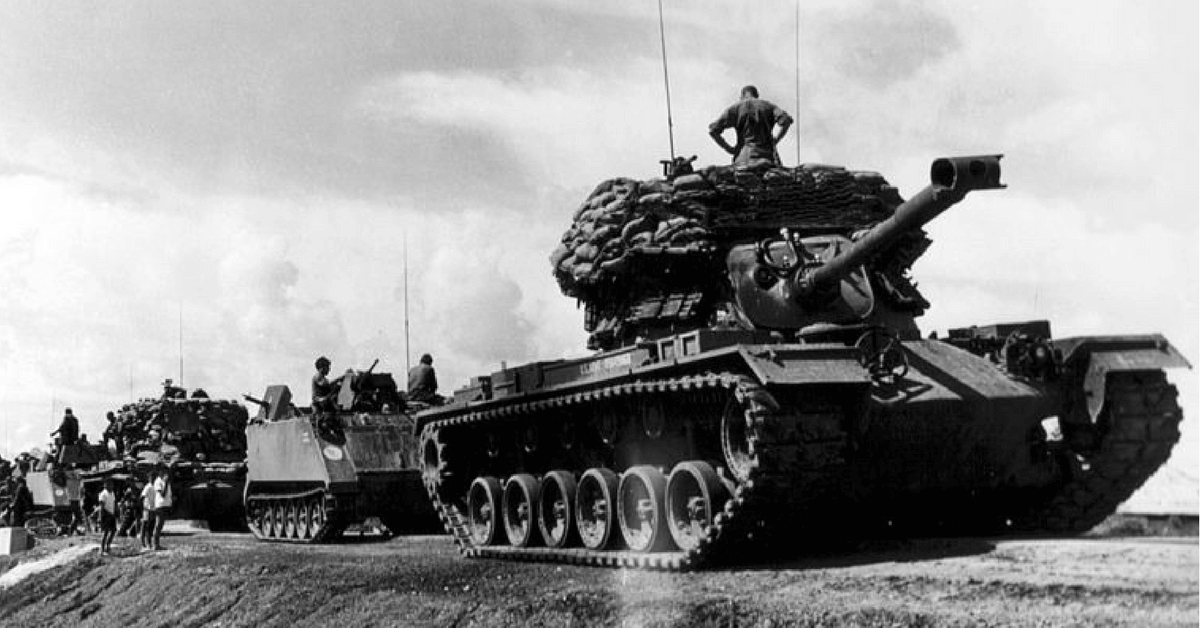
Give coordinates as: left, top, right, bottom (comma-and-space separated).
800, 155, 1005, 293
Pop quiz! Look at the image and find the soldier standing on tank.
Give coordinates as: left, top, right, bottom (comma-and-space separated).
312, 356, 343, 412
103, 411, 124, 458
51, 408, 80, 447
708, 85, 793, 169
407, 354, 441, 404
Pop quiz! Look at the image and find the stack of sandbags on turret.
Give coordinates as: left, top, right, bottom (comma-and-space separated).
551, 163, 923, 349
550, 176, 718, 297
552, 164, 902, 299
116, 393, 249, 464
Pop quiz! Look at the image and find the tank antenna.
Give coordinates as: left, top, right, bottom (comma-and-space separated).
403, 230, 411, 375
794, 0, 802, 166
657, 0, 676, 163
178, 301, 184, 388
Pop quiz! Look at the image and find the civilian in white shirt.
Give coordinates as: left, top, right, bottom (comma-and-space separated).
97, 478, 118, 555
152, 466, 173, 551
139, 479, 156, 551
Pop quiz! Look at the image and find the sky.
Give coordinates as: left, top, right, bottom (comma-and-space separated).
0, 1, 1195, 510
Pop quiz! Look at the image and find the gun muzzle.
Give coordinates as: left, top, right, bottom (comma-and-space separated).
797, 154, 1004, 295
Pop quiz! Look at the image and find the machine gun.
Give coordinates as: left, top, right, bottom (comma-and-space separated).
334, 359, 404, 413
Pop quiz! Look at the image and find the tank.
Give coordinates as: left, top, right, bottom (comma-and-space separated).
415, 155, 1190, 570
83, 382, 251, 531
243, 363, 439, 542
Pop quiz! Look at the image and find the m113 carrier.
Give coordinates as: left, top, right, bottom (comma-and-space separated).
417, 155, 1189, 570
244, 365, 438, 543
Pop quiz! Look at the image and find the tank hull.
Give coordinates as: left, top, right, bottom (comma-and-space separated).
418, 329, 1186, 569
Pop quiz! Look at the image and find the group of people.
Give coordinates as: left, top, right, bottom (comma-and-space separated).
93, 466, 173, 554
1, 450, 174, 554
311, 353, 442, 410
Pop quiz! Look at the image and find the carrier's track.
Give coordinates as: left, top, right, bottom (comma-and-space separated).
245, 489, 349, 543
420, 372, 850, 571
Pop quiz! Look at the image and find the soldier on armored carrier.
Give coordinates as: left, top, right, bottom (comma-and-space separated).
708, 85, 793, 169
406, 353, 441, 405
51, 408, 80, 447
311, 356, 343, 412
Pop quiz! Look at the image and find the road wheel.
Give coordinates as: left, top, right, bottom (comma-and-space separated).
721, 397, 755, 482
310, 498, 327, 537
285, 500, 299, 539
618, 465, 673, 552
24, 516, 58, 539
666, 461, 728, 551
538, 470, 578, 548
576, 468, 620, 550
263, 501, 278, 539
467, 476, 504, 546
502, 473, 540, 547
299, 499, 313, 539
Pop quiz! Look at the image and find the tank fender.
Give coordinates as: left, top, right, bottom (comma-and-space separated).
1056, 334, 1191, 421
736, 345, 871, 386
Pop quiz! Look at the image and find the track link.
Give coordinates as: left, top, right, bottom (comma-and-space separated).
420, 372, 850, 571
1021, 370, 1182, 532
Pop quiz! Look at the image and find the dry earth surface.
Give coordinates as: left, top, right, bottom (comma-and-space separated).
0, 527, 1196, 627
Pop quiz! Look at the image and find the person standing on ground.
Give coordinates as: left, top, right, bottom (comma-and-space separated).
407, 353, 442, 404
708, 85, 794, 169
151, 466, 173, 550
97, 479, 117, 554
139, 478, 156, 550
118, 484, 140, 538
8, 477, 33, 528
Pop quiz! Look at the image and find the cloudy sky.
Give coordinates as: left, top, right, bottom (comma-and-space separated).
0, 1, 1195, 508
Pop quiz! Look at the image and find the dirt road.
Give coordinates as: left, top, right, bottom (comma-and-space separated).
1, 531, 1195, 627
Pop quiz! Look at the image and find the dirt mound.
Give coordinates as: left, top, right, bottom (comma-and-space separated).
1, 533, 1194, 627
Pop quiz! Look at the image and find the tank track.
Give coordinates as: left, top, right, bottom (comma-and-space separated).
245, 489, 348, 544
420, 372, 849, 571
1021, 370, 1182, 532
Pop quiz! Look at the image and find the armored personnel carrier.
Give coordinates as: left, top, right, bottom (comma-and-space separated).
20, 465, 85, 537
417, 155, 1189, 570
83, 383, 250, 531
243, 363, 439, 543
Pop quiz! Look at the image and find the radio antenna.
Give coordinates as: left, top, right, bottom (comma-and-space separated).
178, 302, 184, 387
794, 0, 802, 166
657, 0, 676, 162
403, 230, 412, 375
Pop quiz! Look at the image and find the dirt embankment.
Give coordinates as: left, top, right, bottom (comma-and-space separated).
1, 531, 1196, 628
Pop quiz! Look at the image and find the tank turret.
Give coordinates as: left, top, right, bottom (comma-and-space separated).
552, 155, 1002, 348
726, 155, 1003, 334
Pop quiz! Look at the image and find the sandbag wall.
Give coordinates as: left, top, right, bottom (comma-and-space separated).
113, 395, 249, 464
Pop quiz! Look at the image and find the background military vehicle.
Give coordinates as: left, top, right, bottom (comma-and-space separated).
243, 363, 439, 543
83, 382, 250, 531
416, 155, 1189, 570
20, 463, 85, 537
